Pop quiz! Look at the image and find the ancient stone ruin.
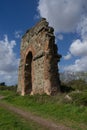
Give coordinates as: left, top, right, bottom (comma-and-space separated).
17, 18, 61, 96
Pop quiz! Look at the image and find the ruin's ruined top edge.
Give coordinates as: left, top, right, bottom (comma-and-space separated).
22, 18, 52, 39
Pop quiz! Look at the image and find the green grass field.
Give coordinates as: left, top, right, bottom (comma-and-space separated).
0, 106, 48, 130
0, 90, 87, 130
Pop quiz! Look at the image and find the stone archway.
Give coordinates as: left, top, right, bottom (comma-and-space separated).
18, 18, 61, 95
24, 51, 33, 94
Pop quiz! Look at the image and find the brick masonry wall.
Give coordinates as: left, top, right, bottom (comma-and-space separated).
17, 18, 61, 95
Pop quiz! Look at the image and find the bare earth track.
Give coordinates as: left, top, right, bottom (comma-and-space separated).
0, 96, 71, 130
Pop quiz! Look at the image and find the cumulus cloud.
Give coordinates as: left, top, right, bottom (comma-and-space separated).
64, 39, 87, 71
57, 34, 63, 40
63, 52, 72, 60
77, 16, 87, 40
38, 0, 87, 33
64, 16, 87, 72
14, 31, 22, 39
64, 16, 87, 59
0, 35, 19, 85
69, 39, 87, 56
64, 56, 87, 72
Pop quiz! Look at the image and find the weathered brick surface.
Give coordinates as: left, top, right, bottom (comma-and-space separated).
17, 18, 61, 95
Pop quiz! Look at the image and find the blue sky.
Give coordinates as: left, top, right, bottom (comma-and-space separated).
0, 0, 87, 85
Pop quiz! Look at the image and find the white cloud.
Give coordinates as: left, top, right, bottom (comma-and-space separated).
64, 38, 87, 71
63, 52, 72, 60
72, 16, 87, 57
64, 15, 87, 71
57, 34, 63, 40
0, 35, 19, 85
14, 31, 22, 39
38, 0, 87, 33
70, 39, 87, 56
77, 16, 87, 40
64, 56, 87, 72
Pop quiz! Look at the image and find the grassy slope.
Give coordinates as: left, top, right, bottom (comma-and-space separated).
0, 90, 87, 130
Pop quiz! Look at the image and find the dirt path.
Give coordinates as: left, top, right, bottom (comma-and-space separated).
0, 95, 5, 99
0, 96, 71, 130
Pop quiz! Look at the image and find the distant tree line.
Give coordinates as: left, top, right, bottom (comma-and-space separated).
0, 82, 6, 86
0, 82, 17, 92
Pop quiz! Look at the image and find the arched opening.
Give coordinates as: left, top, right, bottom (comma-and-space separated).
25, 52, 33, 94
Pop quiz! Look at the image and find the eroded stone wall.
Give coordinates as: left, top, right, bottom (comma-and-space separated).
17, 18, 61, 95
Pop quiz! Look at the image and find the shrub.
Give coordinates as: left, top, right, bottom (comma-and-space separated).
0, 85, 7, 90
0, 85, 17, 92
67, 79, 87, 91
61, 82, 74, 93
70, 91, 87, 106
